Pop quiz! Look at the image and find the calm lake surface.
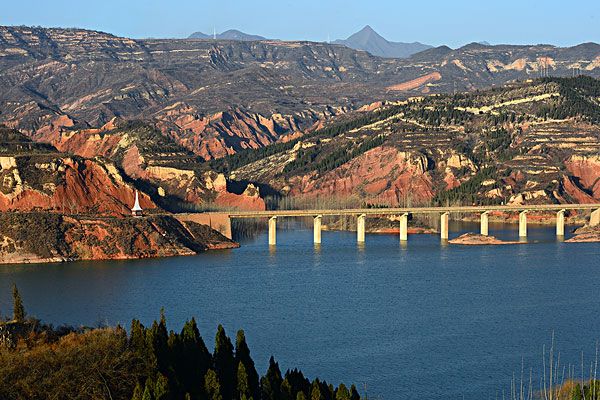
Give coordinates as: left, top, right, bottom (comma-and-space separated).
1, 222, 600, 399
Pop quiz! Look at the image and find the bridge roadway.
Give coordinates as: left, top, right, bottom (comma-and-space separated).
179, 204, 600, 245
228, 204, 600, 218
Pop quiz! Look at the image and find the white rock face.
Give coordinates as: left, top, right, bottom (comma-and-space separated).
0, 156, 17, 170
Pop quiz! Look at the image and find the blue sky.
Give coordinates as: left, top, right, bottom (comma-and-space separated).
2, 0, 599, 48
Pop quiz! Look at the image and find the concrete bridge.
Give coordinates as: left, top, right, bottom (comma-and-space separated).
179, 204, 600, 245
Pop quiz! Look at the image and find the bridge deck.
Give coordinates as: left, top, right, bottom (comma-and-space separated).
227, 204, 600, 218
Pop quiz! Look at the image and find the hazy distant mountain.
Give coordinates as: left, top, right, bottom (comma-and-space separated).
333, 25, 432, 58
188, 29, 266, 41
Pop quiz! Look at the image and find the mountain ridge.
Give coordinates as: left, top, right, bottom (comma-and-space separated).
188, 29, 267, 41
333, 25, 432, 58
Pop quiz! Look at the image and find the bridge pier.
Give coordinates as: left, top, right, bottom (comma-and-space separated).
519, 211, 528, 238
314, 215, 322, 244
556, 209, 565, 237
357, 214, 366, 243
591, 208, 600, 227
480, 211, 489, 236
440, 212, 449, 240
268, 216, 277, 246
399, 213, 409, 242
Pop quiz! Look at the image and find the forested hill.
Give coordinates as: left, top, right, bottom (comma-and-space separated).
222, 76, 600, 208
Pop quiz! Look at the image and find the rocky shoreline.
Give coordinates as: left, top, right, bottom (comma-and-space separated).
0, 212, 238, 265
566, 226, 600, 242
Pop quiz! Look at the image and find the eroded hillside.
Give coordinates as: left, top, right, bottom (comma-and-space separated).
220, 77, 600, 207
2, 26, 600, 163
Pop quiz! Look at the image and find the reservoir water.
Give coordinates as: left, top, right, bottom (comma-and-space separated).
1, 222, 600, 399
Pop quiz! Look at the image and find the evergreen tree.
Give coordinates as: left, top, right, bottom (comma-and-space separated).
285, 369, 310, 398
235, 329, 260, 399
142, 378, 155, 400
130, 320, 150, 358
154, 373, 171, 400
12, 284, 25, 322
205, 369, 223, 400
335, 384, 351, 400
213, 325, 236, 399
296, 393, 307, 400
177, 318, 211, 397
131, 382, 144, 400
261, 356, 283, 400
349, 385, 360, 400
148, 313, 170, 374
310, 381, 323, 400
281, 378, 293, 400
237, 361, 251, 400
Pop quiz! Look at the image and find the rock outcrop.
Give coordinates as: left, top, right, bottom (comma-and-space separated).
20, 123, 267, 211
448, 233, 522, 245
565, 155, 600, 199
0, 213, 238, 265
0, 155, 156, 215
566, 225, 600, 242
289, 147, 435, 205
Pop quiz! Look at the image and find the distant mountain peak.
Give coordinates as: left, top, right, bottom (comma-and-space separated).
188, 29, 266, 41
334, 26, 432, 59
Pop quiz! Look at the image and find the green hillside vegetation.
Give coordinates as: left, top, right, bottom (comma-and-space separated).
282, 134, 387, 175
210, 105, 404, 174
106, 121, 208, 172
0, 127, 57, 155
536, 76, 600, 122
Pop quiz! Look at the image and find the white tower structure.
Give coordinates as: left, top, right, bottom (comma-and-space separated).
131, 190, 143, 217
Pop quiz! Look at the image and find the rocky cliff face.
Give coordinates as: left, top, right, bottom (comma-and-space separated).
288, 147, 435, 205
28, 122, 266, 211
154, 105, 346, 160
0, 213, 238, 264
0, 155, 157, 215
565, 155, 600, 199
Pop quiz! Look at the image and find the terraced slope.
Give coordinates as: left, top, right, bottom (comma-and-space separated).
222, 77, 600, 207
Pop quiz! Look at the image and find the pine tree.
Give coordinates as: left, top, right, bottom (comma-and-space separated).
12, 284, 25, 322
213, 325, 236, 399
281, 378, 293, 400
260, 356, 283, 400
205, 369, 223, 400
296, 393, 307, 400
149, 314, 170, 374
237, 362, 251, 400
310, 382, 323, 400
285, 369, 310, 398
154, 373, 170, 400
335, 384, 351, 400
131, 382, 144, 400
178, 318, 211, 397
130, 320, 147, 354
235, 329, 260, 399
142, 378, 155, 400
349, 385, 360, 400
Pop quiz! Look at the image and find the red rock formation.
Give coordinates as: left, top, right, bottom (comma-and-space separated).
562, 175, 598, 203
565, 155, 600, 199
154, 104, 345, 160
386, 72, 442, 92
289, 146, 435, 205
0, 156, 156, 215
